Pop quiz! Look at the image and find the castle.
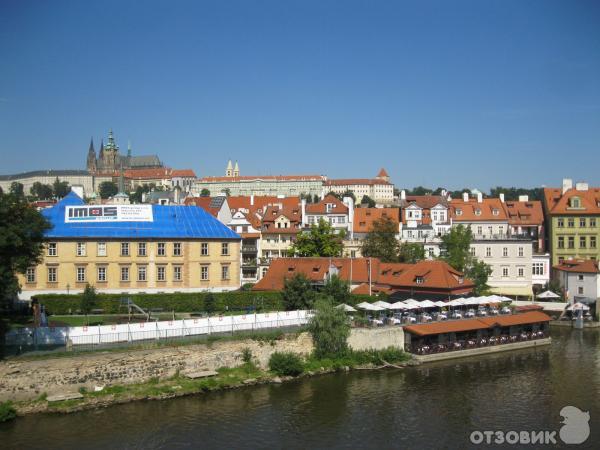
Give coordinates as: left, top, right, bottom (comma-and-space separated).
86, 130, 163, 174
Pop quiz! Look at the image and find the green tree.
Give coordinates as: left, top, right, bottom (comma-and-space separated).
282, 273, 316, 310
129, 184, 152, 203
322, 274, 351, 304
312, 194, 319, 203
200, 188, 210, 197
80, 284, 97, 324
52, 177, 70, 198
0, 192, 51, 307
98, 181, 119, 199
341, 190, 356, 203
361, 216, 399, 262
9, 182, 24, 197
222, 188, 231, 197
398, 242, 426, 263
307, 296, 350, 358
290, 219, 345, 257
30, 182, 53, 200
204, 292, 216, 314
465, 259, 492, 296
360, 195, 376, 207
439, 224, 472, 272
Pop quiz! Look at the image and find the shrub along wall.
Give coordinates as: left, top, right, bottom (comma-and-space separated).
34, 292, 284, 315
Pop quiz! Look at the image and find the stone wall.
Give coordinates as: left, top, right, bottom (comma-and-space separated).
347, 327, 404, 351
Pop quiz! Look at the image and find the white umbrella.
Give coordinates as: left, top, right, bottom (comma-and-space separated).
402, 303, 420, 310
567, 302, 590, 311
389, 301, 407, 310
448, 298, 466, 306
537, 290, 560, 299
356, 302, 385, 311
419, 300, 436, 308
335, 303, 357, 312
372, 300, 392, 309
403, 298, 420, 305
464, 297, 481, 306
434, 301, 447, 308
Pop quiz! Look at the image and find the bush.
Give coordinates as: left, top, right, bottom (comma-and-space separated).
307, 297, 350, 358
0, 401, 16, 423
241, 347, 253, 364
268, 351, 304, 377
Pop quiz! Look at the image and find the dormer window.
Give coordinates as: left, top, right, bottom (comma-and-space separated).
415, 276, 424, 284
456, 208, 462, 216
492, 209, 499, 216
475, 209, 482, 216
570, 197, 581, 208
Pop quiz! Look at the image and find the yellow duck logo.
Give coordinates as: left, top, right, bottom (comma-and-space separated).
559, 406, 590, 444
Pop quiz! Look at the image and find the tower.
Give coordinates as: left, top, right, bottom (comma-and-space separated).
376, 168, 390, 183
226, 159, 233, 177
233, 161, 239, 177
86, 137, 97, 173
102, 129, 120, 172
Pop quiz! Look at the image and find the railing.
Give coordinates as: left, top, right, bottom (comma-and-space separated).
242, 246, 257, 253
242, 259, 258, 267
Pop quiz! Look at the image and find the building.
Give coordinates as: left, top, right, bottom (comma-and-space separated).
18, 192, 241, 299
87, 130, 163, 175
553, 259, 600, 303
543, 179, 600, 266
302, 194, 354, 236
323, 168, 395, 204
253, 257, 474, 300
0, 170, 112, 199
399, 192, 451, 258
184, 196, 232, 224
194, 161, 325, 197
125, 168, 197, 193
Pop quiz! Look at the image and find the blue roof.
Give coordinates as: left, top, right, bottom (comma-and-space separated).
42, 192, 240, 240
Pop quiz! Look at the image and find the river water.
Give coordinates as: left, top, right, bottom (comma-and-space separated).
1, 327, 598, 449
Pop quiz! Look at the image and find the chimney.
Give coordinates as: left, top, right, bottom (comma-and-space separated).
562, 178, 573, 194
477, 192, 483, 203
441, 189, 447, 197
518, 195, 528, 202
575, 182, 589, 191
462, 192, 469, 202
499, 193, 505, 203
400, 190, 406, 201
250, 194, 254, 206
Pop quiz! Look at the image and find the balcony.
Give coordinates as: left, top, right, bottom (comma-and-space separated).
242, 258, 258, 268
242, 245, 258, 253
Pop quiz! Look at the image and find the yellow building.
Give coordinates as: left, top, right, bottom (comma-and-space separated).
18, 192, 241, 299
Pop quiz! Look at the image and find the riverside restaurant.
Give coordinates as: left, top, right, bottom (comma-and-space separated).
403, 311, 551, 355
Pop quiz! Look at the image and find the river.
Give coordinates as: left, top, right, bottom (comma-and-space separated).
1, 327, 598, 449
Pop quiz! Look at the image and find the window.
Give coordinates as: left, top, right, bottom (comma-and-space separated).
221, 265, 230, 280
474, 209, 481, 216
567, 218, 574, 228
157, 242, 166, 256
138, 243, 147, 257
486, 247, 492, 257
173, 242, 182, 256
157, 266, 166, 282
518, 267, 524, 277
578, 274, 584, 281
558, 237, 565, 249
221, 243, 229, 256
578, 286, 584, 295
173, 266, 182, 281
201, 243, 209, 256
580, 218, 586, 228
137, 265, 147, 282
532, 262, 544, 276
47, 267, 57, 282
499, 226, 504, 236
26, 267, 36, 283
488, 226, 493, 235
580, 236, 586, 248
590, 218, 597, 227
97, 242, 107, 257
557, 218, 564, 228
503, 247, 508, 257
120, 242, 130, 256
518, 247, 524, 257
201, 265, 209, 281
591, 237, 597, 249
428, 248, 434, 257
568, 237, 575, 249
76, 266, 86, 282
76, 242, 86, 257
477, 226, 483, 235
502, 267, 509, 277
120, 266, 130, 282
415, 276, 424, 284
47, 242, 57, 256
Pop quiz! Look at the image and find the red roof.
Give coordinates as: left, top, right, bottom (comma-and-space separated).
171, 169, 197, 178
543, 187, 600, 216
124, 168, 173, 179
261, 205, 302, 235
377, 168, 389, 178
450, 198, 508, 222
183, 197, 221, 217
200, 175, 324, 182
324, 178, 391, 186
305, 195, 349, 215
553, 259, 599, 274
504, 200, 544, 226
353, 208, 400, 233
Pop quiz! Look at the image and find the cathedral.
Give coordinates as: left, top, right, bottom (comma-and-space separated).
86, 130, 163, 174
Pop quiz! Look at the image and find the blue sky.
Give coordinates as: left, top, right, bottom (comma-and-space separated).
1, 0, 599, 190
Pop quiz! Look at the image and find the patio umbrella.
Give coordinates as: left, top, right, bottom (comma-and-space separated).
372, 300, 392, 309
434, 301, 447, 308
464, 297, 481, 306
419, 300, 436, 308
403, 298, 420, 305
389, 301, 407, 310
335, 303, 357, 312
448, 298, 466, 306
401, 303, 420, 310
567, 302, 590, 311
537, 290, 560, 299
356, 302, 385, 311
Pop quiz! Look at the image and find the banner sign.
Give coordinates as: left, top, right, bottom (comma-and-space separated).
65, 205, 154, 223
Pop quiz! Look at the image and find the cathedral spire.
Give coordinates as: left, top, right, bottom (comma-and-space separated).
127, 140, 132, 158
88, 137, 95, 155
99, 139, 104, 158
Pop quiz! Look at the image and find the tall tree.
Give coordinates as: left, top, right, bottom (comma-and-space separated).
29, 182, 53, 200
361, 216, 399, 262
341, 190, 356, 203
307, 296, 350, 358
291, 219, 345, 257
52, 177, 70, 198
9, 182, 24, 198
439, 224, 472, 272
360, 195, 376, 207
282, 273, 316, 310
200, 188, 210, 197
80, 284, 97, 324
98, 181, 118, 199
398, 242, 426, 263
322, 274, 351, 305
465, 259, 492, 296
0, 192, 51, 307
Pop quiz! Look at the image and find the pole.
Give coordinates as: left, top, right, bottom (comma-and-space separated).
368, 258, 372, 296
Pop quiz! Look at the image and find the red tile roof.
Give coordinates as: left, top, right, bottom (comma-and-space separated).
353, 208, 400, 233
124, 168, 173, 179
324, 178, 391, 186
543, 187, 600, 215
171, 169, 197, 177
200, 175, 324, 182
504, 200, 544, 226
305, 195, 349, 214
553, 259, 600, 274
261, 205, 302, 235
377, 168, 389, 178
450, 198, 508, 222
183, 197, 221, 217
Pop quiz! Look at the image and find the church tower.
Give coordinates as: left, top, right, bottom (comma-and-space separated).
86, 137, 97, 173
226, 159, 233, 177
233, 161, 239, 177
102, 129, 120, 172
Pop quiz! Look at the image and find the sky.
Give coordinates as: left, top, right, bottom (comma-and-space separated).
1, 0, 599, 190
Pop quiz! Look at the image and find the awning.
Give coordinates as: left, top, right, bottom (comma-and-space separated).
490, 286, 533, 297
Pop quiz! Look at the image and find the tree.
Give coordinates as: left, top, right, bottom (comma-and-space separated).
325, 191, 341, 200
222, 188, 231, 197
80, 284, 97, 324
439, 225, 472, 272
204, 292, 216, 314
322, 274, 351, 305
290, 219, 345, 257
341, 190, 356, 203
9, 182, 24, 197
360, 195, 376, 207
361, 216, 399, 262
29, 182, 53, 200
200, 188, 210, 197
465, 259, 492, 296
129, 184, 152, 203
307, 296, 350, 358
98, 181, 119, 199
0, 192, 51, 308
52, 177, 70, 198
282, 273, 316, 310
398, 242, 426, 263
312, 194, 319, 204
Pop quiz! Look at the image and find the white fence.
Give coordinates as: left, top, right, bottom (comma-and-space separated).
5, 310, 311, 348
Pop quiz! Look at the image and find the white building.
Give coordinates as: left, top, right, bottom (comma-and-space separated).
302, 195, 354, 237
553, 259, 600, 303
324, 168, 394, 204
